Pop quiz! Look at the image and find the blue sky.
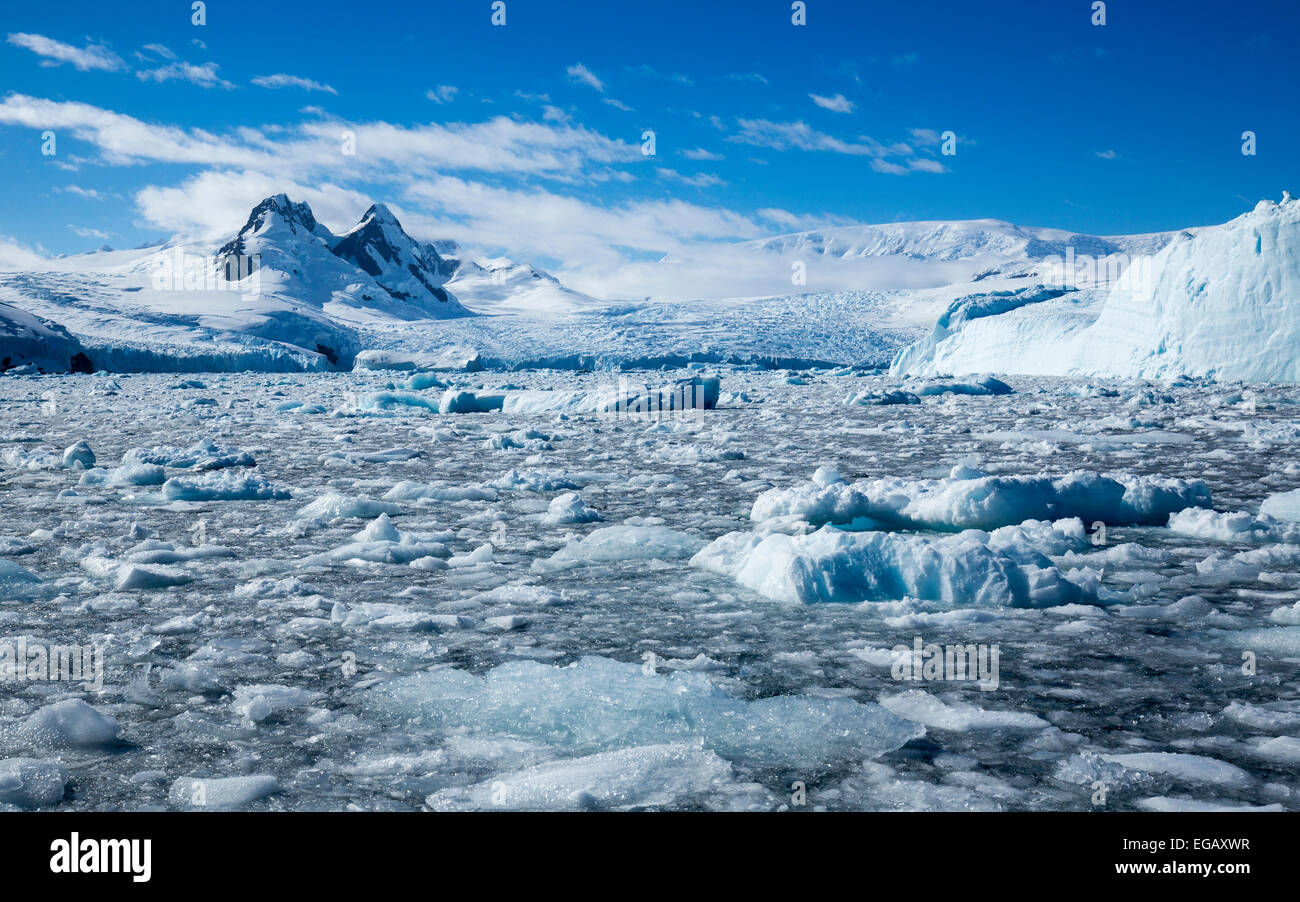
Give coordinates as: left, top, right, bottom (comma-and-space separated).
0, 0, 1295, 295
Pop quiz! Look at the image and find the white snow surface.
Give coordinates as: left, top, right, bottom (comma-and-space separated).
893, 194, 1300, 381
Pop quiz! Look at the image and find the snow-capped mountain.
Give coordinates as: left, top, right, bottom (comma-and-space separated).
329, 203, 459, 307
742, 218, 1183, 267
437, 248, 605, 315
216, 194, 468, 320
893, 193, 1300, 382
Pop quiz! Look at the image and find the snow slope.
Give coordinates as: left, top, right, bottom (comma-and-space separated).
893, 194, 1300, 382
0, 300, 90, 373
743, 218, 1181, 276
441, 253, 606, 315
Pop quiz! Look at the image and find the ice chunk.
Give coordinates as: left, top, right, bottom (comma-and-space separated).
691, 523, 1089, 607
366, 656, 922, 771
847, 389, 920, 406
439, 390, 506, 414
751, 466, 1209, 531
910, 375, 1013, 396
1098, 752, 1253, 788
1260, 488, 1300, 523
426, 744, 769, 811
301, 516, 451, 566
60, 440, 95, 469
231, 684, 323, 724
383, 480, 497, 502
162, 472, 289, 502
1167, 507, 1300, 543
297, 493, 403, 520
357, 391, 439, 412
355, 513, 400, 543
547, 525, 704, 565
1136, 797, 1284, 812
543, 492, 600, 525
0, 758, 68, 808
79, 463, 167, 487
169, 775, 280, 809
0, 559, 41, 601
123, 439, 254, 471
21, 699, 121, 746
879, 690, 1049, 730
115, 564, 193, 590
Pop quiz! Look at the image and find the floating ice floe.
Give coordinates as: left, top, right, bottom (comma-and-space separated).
301, 514, 452, 566
19, 699, 121, 747
232, 684, 324, 724
296, 492, 403, 520
1135, 797, 1284, 812
492, 468, 581, 493
691, 520, 1091, 606
354, 391, 439, 412
365, 656, 923, 773
123, 438, 255, 471
439, 376, 720, 416
79, 463, 167, 487
426, 743, 771, 812
1097, 752, 1254, 789
161, 471, 289, 502
909, 375, 1013, 396
751, 464, 1209, 531
0, 758, 68, 808
879, 690, 1049, 731
1260, 488, 1300, 523
169, 775, 280, 809
61, 440, 95, 469
0, 559, 42, 602
543, 492, 600, 525
540, 524, 705, 570
1167, 507, 1300, 543
382, 480, 497, 503
846, 389, 921, 406
115, 563, 193, 591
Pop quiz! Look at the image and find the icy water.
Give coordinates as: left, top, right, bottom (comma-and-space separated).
1, 368, 1298, 811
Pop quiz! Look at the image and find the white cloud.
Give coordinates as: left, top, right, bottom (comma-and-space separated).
1096, 149, 1117, 160
69, 224, 111, 240
140, 43, 176, 61
0, 95, 640, 178
602, 97, 634, 112
134, 170, 375, 239
54, 185, 105, 199
137, 61, 233, 89
809, 93, 855, 113
425, 85, 458, 104
657, 168, 724, 188
6, 33, 124, 71
681, 147, 723, 161
566, 63, 604, 92
253, 73, 338, 95
732, 118, 903, 157
0, 235, 48, 266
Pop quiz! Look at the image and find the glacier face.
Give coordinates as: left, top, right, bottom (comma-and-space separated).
894, 195, 1300, 382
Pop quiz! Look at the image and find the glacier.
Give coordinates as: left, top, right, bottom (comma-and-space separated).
893, 194, 1300, 382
